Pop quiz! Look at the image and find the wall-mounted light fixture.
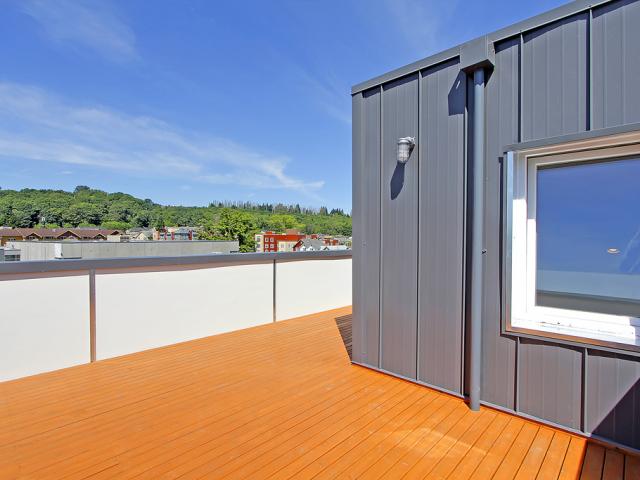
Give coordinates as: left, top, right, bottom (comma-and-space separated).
397, 137, 415, 164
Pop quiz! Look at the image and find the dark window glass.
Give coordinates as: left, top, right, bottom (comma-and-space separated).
536, 157, 640, 317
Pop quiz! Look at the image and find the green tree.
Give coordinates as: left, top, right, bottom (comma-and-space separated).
102, 220, 130, 230
63, 202, 103, 226
199, 208, 257, 252
263, 214, 303, 233
153, 213, 165, 230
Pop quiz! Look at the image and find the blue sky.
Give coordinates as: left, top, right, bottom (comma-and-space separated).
0, 0, 565, 211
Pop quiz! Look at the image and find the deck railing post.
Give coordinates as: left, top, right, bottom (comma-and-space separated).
89, 269, 96, 362
272, 259, 277, 322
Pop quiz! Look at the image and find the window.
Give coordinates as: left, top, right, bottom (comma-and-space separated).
504, 130, 640, 350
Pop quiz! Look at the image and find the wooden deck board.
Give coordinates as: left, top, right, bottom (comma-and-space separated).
0, 307, 637, 479
581, 444, 606, 480
536, 432, 572, 480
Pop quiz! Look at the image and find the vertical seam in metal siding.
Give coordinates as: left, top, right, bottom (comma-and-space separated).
621, 4, 627, 124
518, 33, 524, 142
461, 69, 468, 397
582, 347, 588, 432
416, 71, 422, 381
515, 335, 521, 412
587, 7, 593, 131
378, 85, 384, 369
356, 93, 366, 360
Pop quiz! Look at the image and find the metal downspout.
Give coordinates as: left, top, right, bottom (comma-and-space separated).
469, 67, 485, 411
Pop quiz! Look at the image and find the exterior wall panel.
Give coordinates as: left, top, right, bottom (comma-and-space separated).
380, 74, 419, 379
417, 59, 465, 393
518, 340, 583, 430
352, 89, 381, 367
522, 14, 588, 141
592, 0, 640, 129
482, 37, 519, 409
586, 350, 640, 449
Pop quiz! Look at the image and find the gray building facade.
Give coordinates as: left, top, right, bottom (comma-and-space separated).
352, 0, 640, 451
10, 240, 239, 261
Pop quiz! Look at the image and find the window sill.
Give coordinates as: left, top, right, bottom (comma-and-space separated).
505, 318, 640, 354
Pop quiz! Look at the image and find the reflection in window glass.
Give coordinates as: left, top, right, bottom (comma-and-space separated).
536, 157, 640, 317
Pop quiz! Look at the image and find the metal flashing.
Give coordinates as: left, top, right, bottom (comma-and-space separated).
459, 36, 495, 72
503, 121, 640, 153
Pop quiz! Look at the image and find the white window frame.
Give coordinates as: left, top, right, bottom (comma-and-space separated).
504, 130, 640, 351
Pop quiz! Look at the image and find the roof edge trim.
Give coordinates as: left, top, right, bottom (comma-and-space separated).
351, 0, 612, 94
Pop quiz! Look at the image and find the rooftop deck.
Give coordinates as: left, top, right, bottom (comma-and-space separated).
1, 307, 638, 479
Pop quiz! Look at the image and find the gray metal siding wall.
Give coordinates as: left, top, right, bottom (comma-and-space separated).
353, 0, 640, 450
352, 63, 466, 391
418, 59, 466, 393
380, 74, 419, 378
518, 339, 583, 430
352, 89, 381, 367
592, 0, 640, 128
586, 350, 640, 447
521, 13, 588, 140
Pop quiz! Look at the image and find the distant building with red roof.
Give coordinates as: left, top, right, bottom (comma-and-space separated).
255, 230, 308, 252
0, 228, 123, 246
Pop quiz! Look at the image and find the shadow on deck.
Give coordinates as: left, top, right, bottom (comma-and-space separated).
335, 313, 352, 360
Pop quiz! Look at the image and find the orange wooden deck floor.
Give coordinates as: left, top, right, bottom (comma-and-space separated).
1, 307, 638, 479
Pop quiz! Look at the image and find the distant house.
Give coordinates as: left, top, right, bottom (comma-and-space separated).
292, 238, 350, 252
0, 228, 122, 246
157, 227, 198, 241
255, 230, 306, 252
331, 236, 352, 248
293, 238, 328, 252
125, 228, 156, 241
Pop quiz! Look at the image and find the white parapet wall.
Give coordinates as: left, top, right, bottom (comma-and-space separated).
95, 263, 274, 360
0, 272, 90, 381
0, 252, 352, 381
275, 258, 352, 321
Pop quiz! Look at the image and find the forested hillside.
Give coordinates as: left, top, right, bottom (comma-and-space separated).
0, 186, 351, 252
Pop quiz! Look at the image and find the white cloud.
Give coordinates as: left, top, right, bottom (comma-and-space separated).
280, 63, 351, 127
0, 83, 324, 199
382, 0, 460, 58
20, 0, 137, 62
297, 71, 351, 126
